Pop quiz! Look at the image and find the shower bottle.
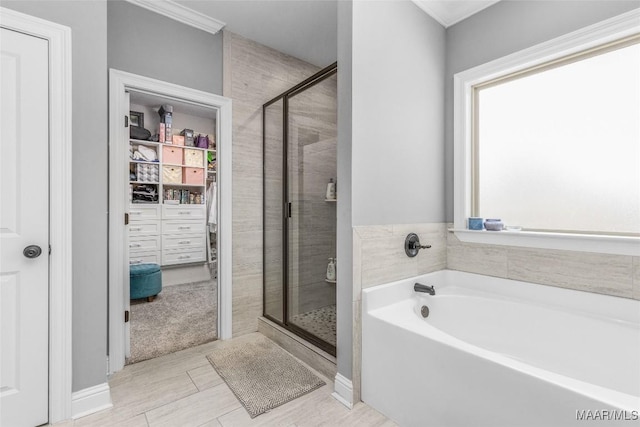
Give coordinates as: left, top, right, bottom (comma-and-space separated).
326, 178, 336, 200
326, 258, 336, 282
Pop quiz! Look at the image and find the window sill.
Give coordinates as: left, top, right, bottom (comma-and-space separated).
450, 229, 640, 257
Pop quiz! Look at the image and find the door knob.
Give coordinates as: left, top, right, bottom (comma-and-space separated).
23, 245, 42, 259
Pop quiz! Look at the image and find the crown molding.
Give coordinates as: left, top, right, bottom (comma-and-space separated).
124, 0, 226, 35
412, 0, 500, 28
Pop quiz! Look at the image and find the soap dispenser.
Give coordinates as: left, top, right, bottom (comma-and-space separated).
326, 258, 336, 282
326, 178, 336, 200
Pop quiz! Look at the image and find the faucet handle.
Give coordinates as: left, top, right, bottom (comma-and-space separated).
405, 233, 431, 257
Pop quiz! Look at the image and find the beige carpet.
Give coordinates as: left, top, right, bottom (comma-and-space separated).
207, 334, 325, 418
128, 280, 217, 364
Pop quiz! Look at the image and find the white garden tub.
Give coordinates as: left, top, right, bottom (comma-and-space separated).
362, 270, 640, 427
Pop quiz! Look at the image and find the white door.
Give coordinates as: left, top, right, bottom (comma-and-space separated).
0, 27, 50, 427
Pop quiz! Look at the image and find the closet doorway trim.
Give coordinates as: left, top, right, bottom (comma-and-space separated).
108, 69, 233, 374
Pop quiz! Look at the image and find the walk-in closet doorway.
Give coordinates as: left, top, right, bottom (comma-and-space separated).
108, 70, 233, 374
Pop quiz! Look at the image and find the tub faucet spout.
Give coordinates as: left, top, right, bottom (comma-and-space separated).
414, 283, 435, 295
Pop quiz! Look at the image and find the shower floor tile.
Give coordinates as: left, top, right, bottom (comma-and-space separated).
289, 304, 336, 347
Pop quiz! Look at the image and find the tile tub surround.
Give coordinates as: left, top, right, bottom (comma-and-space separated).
223, 31, 320, 336
354, 223, 448, 291
352, 223, 637, 406
351, 222, 448, 404
446, 229, 639, 300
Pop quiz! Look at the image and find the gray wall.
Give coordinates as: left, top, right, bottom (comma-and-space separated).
336, 0, 354, 382
444, 0, 640, 221
351, 0, 446, 226
2, 0, 109, 392
107, 0, 223, 95
335, 0, 447, 388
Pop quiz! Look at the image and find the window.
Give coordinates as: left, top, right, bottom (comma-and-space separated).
453, 10, 640, 254
473, 38, 639, 236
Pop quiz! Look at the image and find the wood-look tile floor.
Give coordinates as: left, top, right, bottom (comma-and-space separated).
60, 333, 395, 427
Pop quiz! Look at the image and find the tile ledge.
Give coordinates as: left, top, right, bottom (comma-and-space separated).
450, 228, 640, 257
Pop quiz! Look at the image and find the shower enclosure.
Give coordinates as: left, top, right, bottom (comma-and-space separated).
263, 63, 337, 355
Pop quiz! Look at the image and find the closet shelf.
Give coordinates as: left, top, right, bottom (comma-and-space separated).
325, 279, 337, 284
324, 199, 336, 202
163, 183, 205, 188
130, 138, 160, 147
164, 163, 205, 169
130, 181, 159, 185
130, 160, 159, 165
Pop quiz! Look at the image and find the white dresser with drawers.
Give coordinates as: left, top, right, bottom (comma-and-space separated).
129, 204, 206, 266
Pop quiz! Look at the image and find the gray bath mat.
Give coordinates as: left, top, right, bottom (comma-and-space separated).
206, 334, 325, 418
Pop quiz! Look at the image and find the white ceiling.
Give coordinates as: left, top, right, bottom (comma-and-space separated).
412, 0, 501, 28
175, 0, 338, 68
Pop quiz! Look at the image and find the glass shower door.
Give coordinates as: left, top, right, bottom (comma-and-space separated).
263, 98, 284, 323
286, 72, 337, 350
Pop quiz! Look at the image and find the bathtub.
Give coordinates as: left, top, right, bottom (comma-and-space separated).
362, 270, 640, 427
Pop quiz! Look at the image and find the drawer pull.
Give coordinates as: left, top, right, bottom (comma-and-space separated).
178, 226, 190, 230
178, 255, 191, 259
130, 227, 142, 231
130, 212, 142, 215
178, 211, 191, 215
179, 240, 191, 244
130, 243, 141, 248
131, 260, 142, 264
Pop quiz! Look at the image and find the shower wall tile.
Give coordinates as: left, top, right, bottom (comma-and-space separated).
224, 31, 320, 337
633, 257, 640, 299
296, 283, 336, 314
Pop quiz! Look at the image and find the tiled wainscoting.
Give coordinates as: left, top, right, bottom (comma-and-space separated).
447, 227, 640, 301
352, 222, 639, 403
351, 223, 448, 402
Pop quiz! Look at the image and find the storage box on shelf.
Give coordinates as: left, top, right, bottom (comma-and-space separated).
162, 145, 183, 165
183, 167, 204, 185
184, 148, 203, 167
162, 165, 182, 184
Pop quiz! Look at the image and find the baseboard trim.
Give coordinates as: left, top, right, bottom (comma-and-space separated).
71, 382, 113, 419
332, 373, 354, 409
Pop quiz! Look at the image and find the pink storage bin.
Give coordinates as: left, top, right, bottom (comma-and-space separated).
183, 167, 204, 185
162, 145, 183, 165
